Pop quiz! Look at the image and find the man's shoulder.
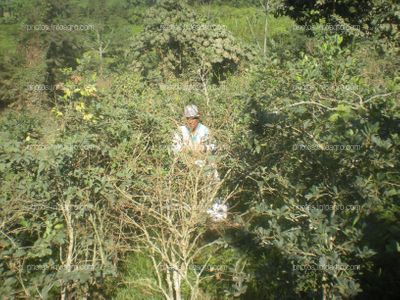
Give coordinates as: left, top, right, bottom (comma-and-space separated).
198, 123, 209, 134
178, 125, 190, 137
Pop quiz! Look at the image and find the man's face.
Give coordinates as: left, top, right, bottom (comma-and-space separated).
186, 117, 199, 132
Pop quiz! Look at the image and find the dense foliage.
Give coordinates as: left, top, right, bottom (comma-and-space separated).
1, 0, 399, 299
239, 34, 399, 299
273, 0, 400, 44
130, 0, 252, 82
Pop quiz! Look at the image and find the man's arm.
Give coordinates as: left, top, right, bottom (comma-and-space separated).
201, 132, 217, 154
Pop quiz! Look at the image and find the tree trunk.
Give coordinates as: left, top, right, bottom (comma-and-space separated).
172, 270, 182, 300
61, 201, 74, 300
262, 0, 269, 57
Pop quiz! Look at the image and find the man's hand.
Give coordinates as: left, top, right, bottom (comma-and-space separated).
192, 143, 207, 153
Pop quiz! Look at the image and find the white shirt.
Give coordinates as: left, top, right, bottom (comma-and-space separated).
172, 123, 216, 154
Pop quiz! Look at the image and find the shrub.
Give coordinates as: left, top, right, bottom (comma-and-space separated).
236, 34, 399, 299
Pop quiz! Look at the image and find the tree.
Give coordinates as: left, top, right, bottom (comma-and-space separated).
41, 0, 85, 99
116, 153, 234, 299
273, 0, 400, 45
236, 34, 399, 298
130, 0, 252, 83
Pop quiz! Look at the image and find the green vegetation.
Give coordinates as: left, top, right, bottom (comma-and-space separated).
0, 24, 19, 55
196, 5, 293, 43
1, 0, 399, 299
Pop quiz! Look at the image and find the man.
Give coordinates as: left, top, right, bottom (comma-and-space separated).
172, 104, 226, 221
172, 104, 216, 155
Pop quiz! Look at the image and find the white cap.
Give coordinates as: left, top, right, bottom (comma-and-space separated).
184, 104, 199, 118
